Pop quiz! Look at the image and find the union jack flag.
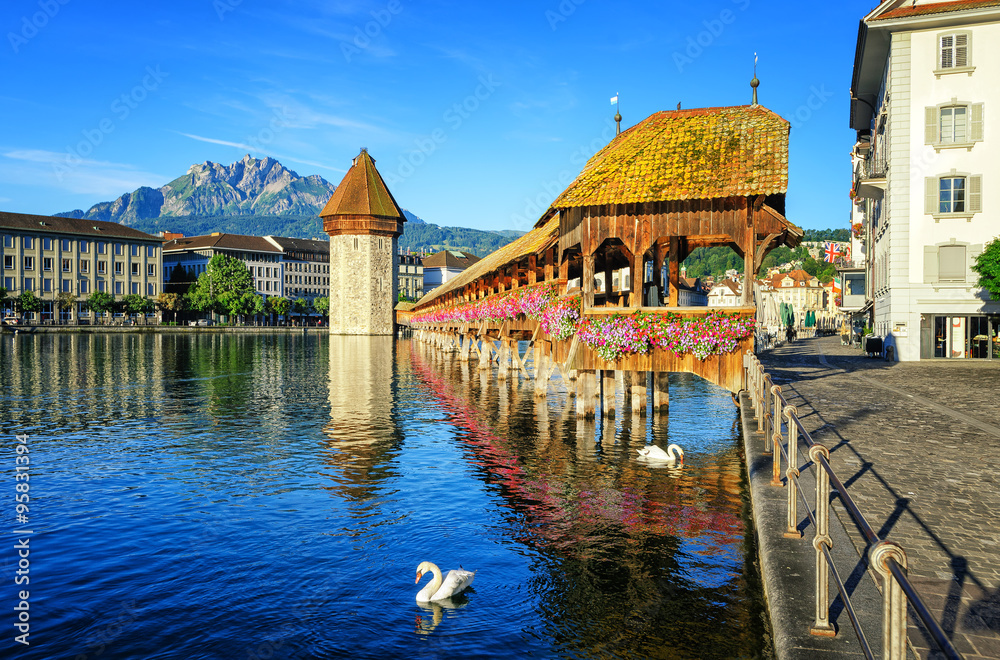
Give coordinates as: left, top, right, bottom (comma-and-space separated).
824, 242, 842, 263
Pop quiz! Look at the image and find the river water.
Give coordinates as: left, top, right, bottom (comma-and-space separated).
0, 332, 770, 659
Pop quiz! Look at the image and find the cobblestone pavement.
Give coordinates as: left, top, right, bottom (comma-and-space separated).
759, 336, 1000, 660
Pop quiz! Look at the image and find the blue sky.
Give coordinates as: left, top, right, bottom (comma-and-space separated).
1, 0, 870, 233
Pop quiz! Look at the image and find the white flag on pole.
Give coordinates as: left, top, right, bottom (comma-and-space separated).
610, 95, 618, 105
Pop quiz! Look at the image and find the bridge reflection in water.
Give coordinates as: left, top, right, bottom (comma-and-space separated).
320, 334, 770, 657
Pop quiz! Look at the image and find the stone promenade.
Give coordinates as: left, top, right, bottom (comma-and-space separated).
759, 335, 1000, 659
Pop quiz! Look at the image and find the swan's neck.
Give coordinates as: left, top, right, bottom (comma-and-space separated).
417, 564, 443, 601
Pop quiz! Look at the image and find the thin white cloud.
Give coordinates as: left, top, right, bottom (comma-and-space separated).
0, 149, 168, 197
178, 133, 346, 174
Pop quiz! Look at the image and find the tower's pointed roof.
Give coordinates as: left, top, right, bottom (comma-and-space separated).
320, 149, 405, 220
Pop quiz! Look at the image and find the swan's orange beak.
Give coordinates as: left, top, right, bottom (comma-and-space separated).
415, 570, 422, 584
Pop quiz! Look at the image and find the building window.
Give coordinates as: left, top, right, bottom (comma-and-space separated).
97, 280, 106, 292
61, 239, 72, 251
926, 175, 982, 216
23, 256, 34, 271
79, 279, 89, 294
23, 237, 33, 249
43, 237, 52, 250
3, 235, 13, 248
62, 279, 72, 293
3, 276, 12, 290
43, 279, 51, 292
147, 263, 155, 277
146, 245, 156, 258
147, 283, 156, 296
98, 260, 106, 275
4, 255, 14, 270
114, 262, 124, 276
80, 240, 90, 253
130, 282, 139, 294
939, 32, 970, 70
23, 278, 33, 292
43, 257, 52, 271
62, 258, 72, 272
115, 243, 123, 256
115, 281, 123, 295
80, 260, 89, 274
98, 242, 106, 255
130, 244, 139, 257
130, 262, 139, 276
926, 103, 983, 146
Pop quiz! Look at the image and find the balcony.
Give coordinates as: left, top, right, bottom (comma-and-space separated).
854, 149, 887, 200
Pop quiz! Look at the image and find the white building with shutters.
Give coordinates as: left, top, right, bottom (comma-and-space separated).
850, 0, 1000, 360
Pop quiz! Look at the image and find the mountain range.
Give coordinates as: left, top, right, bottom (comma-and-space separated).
57, 155, 521, 255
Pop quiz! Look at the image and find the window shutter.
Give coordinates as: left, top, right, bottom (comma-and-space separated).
925, 177, 939, 214
924, 246, 939, 283
925, 107, 938, 143
940, 35, 953, 68
955, 33, 968, 67
968, 175, 982, 213
970, 103, 983, 142
939, 245, 966, 282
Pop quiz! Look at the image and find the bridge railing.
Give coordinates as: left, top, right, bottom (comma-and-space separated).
743, 350, 963, 660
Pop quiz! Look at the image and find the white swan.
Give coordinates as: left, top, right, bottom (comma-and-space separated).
415, 561, 475, 603
636, 443, 684, 463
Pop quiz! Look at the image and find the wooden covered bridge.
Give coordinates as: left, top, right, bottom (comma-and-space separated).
401, 103, 802, 416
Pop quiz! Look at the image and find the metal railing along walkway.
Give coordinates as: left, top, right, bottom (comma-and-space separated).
743, 350, 962, 660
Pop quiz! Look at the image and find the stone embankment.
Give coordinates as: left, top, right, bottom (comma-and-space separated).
743, 335, 999, 660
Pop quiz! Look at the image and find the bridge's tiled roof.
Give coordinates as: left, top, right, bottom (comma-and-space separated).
551, 105, 788, 208
415, 213, 560, 307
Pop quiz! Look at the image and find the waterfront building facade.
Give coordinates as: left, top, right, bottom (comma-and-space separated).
708, 279, 743, 307
422, 250, 481, 294
0, 211, 162, 323
851, 0, 1000, 359
162, 232, 330, 320
398, 252, 424, 301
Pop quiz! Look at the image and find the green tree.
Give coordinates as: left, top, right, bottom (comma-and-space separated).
972, 236, 1000, 301
56, 292, 77, 322
186, 254, 256, 320
268, 296, 291, 325
313, 296, 330, 317
0, 285, 8, 315
292, 297, 308, 325
15, 291, 42, 319
121, 294, 153, 322
87, 291, 116, 324
226, 292, 264, 325
156, 292, 185, 324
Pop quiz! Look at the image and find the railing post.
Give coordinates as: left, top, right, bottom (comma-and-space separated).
770, 384, 783, 485
762, 375, 774, 455
755, 365, 765, 433
783, 405, 802, 538
869, 541, 909, 660
808, 443, 836, 637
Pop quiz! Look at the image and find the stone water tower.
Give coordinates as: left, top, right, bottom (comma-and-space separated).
321, 149, 406, 335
